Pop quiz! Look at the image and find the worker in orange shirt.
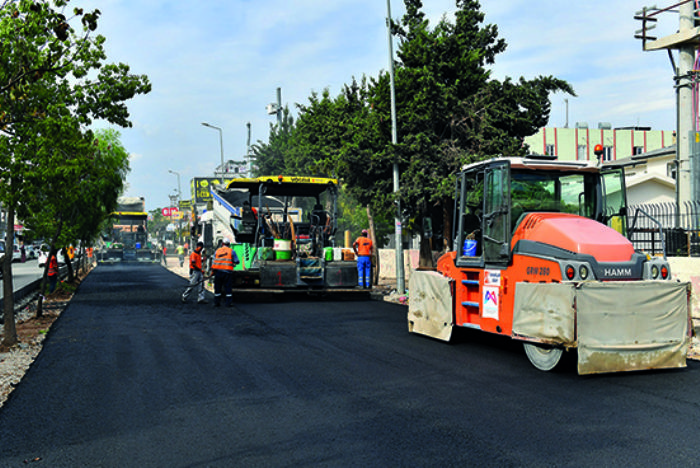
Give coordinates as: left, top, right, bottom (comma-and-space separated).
181, 241, 207, 304
352, 229, 373, 289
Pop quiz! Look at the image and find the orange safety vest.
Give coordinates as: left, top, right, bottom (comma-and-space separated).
189, 249, 203, 271
212, 246, 234, 271
353, 237, 373, 256
48, 256, 59, 276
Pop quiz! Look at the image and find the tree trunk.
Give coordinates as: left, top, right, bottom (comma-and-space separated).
64, 247, 74, 283
366, 205, 379, 286
1, 209, 17, 349
418, 204, 435, 269
443, 198, 452, 252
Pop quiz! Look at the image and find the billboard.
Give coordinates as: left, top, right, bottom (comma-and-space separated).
190, 178, 235, 204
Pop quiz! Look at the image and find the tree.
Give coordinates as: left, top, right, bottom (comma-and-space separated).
0, 0, 150, 348
251, 106, 294, 176
285, 0, 573, 261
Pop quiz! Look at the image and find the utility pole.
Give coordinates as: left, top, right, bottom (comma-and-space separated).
636, 1, 700, 226
387, 0, 405, 294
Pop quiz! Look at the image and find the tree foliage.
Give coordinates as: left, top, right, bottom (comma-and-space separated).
250, 0, 574, 253
0, 0, 150, 348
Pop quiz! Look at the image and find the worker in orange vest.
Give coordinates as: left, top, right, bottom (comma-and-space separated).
352, 229, 373, 288
182, 241, 208, 304
47, 253, 59, 293
211, 238, 240, 307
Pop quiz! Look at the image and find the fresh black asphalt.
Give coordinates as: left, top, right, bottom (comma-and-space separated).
1, 264, 700, 467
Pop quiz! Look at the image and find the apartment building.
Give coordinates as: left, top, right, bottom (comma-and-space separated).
523, 123, 675, 162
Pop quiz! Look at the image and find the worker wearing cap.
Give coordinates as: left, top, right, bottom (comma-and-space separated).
211, 238, 240, 307
353, 229, 373, 288
182, 241, 207, 304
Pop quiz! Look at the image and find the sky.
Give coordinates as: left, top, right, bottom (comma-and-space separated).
90, 0, 682, 211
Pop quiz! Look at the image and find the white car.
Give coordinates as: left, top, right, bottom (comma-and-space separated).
12, 244, 22, 262
38, 244, 65, 267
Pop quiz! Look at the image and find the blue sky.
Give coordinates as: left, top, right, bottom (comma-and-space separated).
91, 1, 680, 211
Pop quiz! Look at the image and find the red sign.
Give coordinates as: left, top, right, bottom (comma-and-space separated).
162, 207, 179, 217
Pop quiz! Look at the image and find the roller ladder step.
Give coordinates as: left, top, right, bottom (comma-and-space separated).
461, 301, 480, 308
462, 280, 480, 286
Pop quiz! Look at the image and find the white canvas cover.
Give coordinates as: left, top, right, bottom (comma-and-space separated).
512, 283, 576, 346
407, 270, 454, 341
576, 281, 690, 375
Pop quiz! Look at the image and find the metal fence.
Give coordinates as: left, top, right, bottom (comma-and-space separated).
627, 201, 700, 257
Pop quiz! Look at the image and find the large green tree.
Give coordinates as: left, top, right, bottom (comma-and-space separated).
279, 0, 573, 255
0, 0, 150, 348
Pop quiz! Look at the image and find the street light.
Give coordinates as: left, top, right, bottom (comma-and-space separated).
386, 0, 404, 294
168, 169, 181, 199
201, 122, 224, 178
168, 170, 181, 244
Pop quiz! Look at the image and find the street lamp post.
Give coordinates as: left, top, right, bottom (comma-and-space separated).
386, 0, 404, 294
168, 170, 181, 244
201, 122, 224, 178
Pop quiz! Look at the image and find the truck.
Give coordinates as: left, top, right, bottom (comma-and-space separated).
408, 154, 691, 375
203, 175, 359, 291
99, 196, 158, 263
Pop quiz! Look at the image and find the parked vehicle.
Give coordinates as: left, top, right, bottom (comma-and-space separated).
12, 244, 22, 262
38, 244, 65, 268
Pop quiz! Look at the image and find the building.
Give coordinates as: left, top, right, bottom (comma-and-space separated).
615, 146, 677, 207
524, 123, 675, 162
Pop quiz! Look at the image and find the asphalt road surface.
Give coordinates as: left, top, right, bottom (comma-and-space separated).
1, 264, 700, 467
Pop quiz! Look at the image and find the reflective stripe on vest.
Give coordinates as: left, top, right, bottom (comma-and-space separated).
212, 247, 234, 271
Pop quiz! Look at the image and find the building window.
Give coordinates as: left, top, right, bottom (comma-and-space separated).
633, 146, 644, 155
602, 146, 613, 161
545, 144, 555, 156
577, 145, 587, 160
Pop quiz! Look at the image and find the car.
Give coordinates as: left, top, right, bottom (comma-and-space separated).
37, 244, 65, 268
12, 244, 22, 262
25, 245, 37, 259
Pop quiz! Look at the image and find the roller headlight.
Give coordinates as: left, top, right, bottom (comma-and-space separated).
651, 265, 659, 279
579, 265, 589, 280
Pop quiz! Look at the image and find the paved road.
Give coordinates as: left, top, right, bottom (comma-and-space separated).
1, 264, 700, 467
0, 259, 42, 297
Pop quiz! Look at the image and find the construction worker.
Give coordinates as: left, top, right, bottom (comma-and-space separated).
353, 229, 373, 288
176, 244, 185, 268
211, 238, 240, 307
181, 241, 208, 304
47, 253, 59, 293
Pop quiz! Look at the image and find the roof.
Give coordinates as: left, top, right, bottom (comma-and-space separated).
461, 156, 601, 173
223, 176, 338, 197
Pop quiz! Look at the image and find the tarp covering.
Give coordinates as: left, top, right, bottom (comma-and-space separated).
407, 271, 454, 342
512, 280, 690, 374
512, 283, 576, 346
576, 281, 690, 375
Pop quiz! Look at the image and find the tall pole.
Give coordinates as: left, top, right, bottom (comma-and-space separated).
202, 122, 224, 178
678, 1, 695, 211
246, 122, 252, 176
276, 87, 282, 128
169, 170, 181, 244
387, 0, 405, 294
